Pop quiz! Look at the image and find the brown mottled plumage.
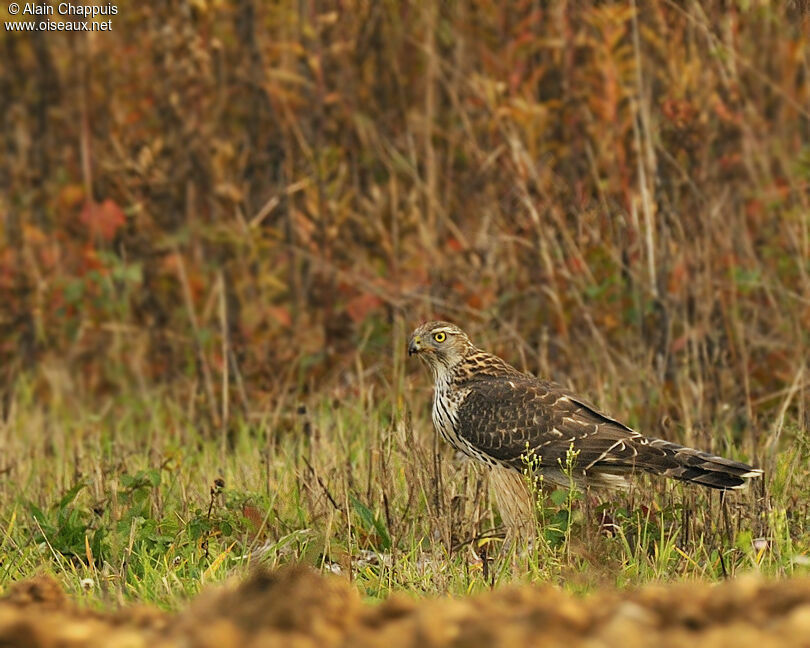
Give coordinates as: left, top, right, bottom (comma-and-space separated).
408, 321, 762, 490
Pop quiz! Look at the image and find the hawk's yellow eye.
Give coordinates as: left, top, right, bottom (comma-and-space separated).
433, 332, 446, 343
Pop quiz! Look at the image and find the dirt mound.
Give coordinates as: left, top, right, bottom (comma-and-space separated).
2, 568, 810, 647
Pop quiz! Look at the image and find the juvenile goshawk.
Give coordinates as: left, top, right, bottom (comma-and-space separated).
408, 321, 762, 490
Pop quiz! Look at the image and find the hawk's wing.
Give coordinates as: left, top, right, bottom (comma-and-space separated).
453, 373, 760, 489
454, 374, 652, 474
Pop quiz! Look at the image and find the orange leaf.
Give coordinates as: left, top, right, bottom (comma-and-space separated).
242, 505, 263, 530
80, 199, 126, 241
22, 224, 47, 245
160, 252, 182, 274
59, 184, 85, 210
268, 306, 292, 328
667, 260, 688, 294
713, 99, 741, 125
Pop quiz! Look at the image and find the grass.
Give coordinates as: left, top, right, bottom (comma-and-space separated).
1, 363, 807, 611
2, 0, 810, 617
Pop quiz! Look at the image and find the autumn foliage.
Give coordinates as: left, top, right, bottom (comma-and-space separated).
2, 1, 809, 448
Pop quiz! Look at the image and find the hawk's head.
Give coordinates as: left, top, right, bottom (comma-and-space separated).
408, 321, 473, 376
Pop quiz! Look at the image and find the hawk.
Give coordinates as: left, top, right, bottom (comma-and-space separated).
408, 321, 762, 491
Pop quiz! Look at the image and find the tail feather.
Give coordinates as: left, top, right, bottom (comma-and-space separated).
646, 439, 762, 490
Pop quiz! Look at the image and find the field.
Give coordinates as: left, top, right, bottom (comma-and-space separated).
5, 567, 810, 647
2, 0, 810, 644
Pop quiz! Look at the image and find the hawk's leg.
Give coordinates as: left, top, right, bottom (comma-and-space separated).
489, 465, 536, 558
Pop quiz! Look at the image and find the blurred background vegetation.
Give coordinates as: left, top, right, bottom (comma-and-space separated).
3, 0, 810, 602
3, 1, 809, 448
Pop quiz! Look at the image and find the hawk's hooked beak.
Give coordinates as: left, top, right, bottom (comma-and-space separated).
408, 334, 422, 356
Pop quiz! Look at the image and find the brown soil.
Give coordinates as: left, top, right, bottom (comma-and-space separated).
2, 568, 810, 647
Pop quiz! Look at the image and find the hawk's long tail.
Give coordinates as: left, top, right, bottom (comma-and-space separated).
640, 439, 762, 490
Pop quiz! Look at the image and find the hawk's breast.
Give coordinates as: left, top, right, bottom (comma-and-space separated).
432, 380, 499, 467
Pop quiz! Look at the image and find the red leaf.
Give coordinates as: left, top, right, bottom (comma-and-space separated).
81, 244, 105, 273
670, 334, 688, 354
80, 199, 126, 241
446, 237, 464, 252
345, 293, 382, 323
